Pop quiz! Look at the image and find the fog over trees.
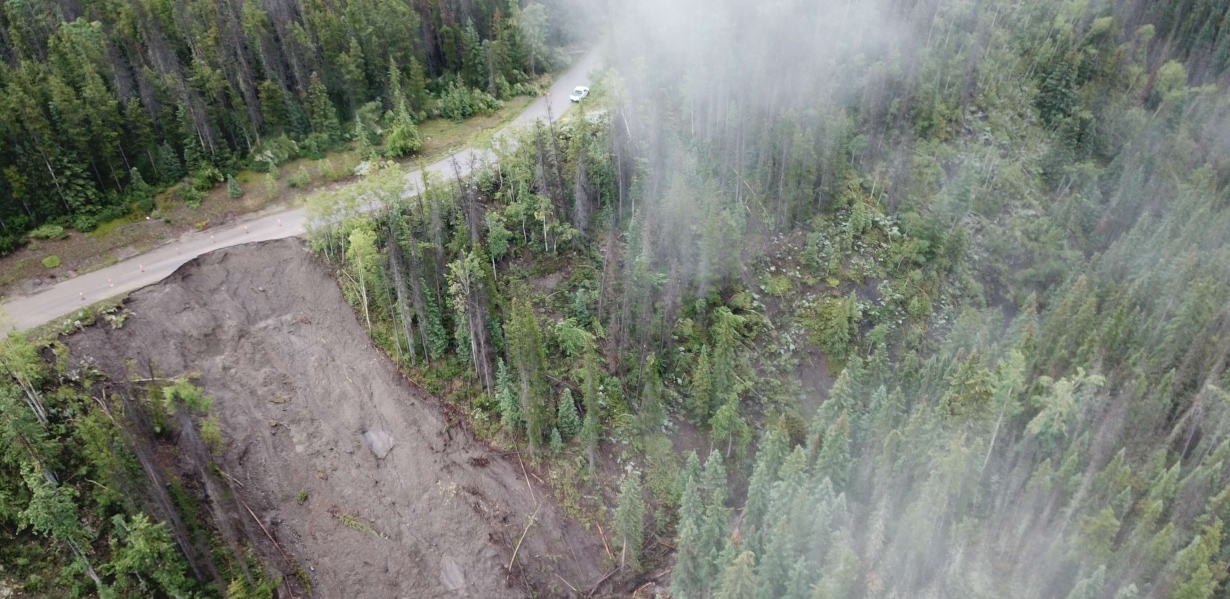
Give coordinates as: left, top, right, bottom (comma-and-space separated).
5, 0, 1230, 596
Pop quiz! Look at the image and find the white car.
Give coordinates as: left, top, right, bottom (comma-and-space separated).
569, 86, 590, 102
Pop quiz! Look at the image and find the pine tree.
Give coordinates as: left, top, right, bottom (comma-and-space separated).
226, 175, 243, 198
640, 353, 664, 434
614, 473, 645, 572
742, 430, 789, 556
557, 388, 581, 439
507, 298, 549, 452
180, 105, 209, 171
1166, 520, 1225, 599
496, 358, 521, 432
461, 21, 487, 90
423, 281, 449, 360
156, 142, 184, 183
710, 308, 744, 401
815, 412, 852, 491
810, 534, 861, 599
384, 99, 422, 157
690, 344, 714, 422
580, 348, 602, 470
354, 113, 375, 160
384, 57, 422, 157
306, 72, 341, 141
715, 551, 760, 599
1065, 566, 1107, 599
672, 453, 706, 599
701, 451, 732, 589
782, 556, 813, 599
128, 167, 150, 196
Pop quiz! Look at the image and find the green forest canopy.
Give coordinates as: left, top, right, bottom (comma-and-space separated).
306, 0, 1230, 596
0, 0, 584, 252
6, 0, 1230, 597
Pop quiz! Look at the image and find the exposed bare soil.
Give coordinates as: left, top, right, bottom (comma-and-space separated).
66, 238, 604, 598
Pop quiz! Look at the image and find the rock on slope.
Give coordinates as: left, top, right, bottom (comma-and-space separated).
67, 239, 603, 598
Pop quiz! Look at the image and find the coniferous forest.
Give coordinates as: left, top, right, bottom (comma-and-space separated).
6, 0, 1230, 597
0, 0, 581, 251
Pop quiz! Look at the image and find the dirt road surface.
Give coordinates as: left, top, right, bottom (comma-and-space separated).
4, 49, 601, 332
67, 239, 606, 597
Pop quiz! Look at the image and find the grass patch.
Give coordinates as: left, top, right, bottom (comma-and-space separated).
0, 98, 534, 300
416, 95, 536, 164
24, 294, 130, 345
41, 255, 60, 269
90, 213, 141, 239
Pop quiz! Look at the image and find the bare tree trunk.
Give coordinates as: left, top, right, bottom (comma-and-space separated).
387, 222, 418, 365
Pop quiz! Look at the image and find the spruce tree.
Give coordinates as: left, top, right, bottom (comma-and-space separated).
156, 142, 184, 183
496, 358, 521, 432
1065, 566, 1107, 599
782, 556, 813, 599
461, 21, 487, 90
226, 175, 243, 198
715, 551, 759, 599
556, 388, 581, 439
580, 348, 602, 470
354, 114, 375, 160
549, 427, 563, 454
507, 298, 549, 452
690, 345, 714, 423
306, 72, 341, 141
128, 167, 150, 196
710, 307, 744, 401
384, 100, 422, 157
423, 281, 449, 360
701, 451, 731, 589
614, 473, 645, 572
742, 430, 789, 556
640, 353, 664, 434
815, 412, 852, 491
671, 454, 706, 599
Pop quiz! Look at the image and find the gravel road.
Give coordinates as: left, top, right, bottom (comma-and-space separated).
4, 49, 600, 332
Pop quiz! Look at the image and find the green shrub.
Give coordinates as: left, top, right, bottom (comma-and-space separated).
227, 175, 244, 198
434, 80, 503, 122
42, 255, 61, 269
74, 215, 98, 232
317, 158, 354, 183
287, 166, 311, 189
191, 166, 224, 191
29, 224, 66, 240
179, 186, 205, 208
299, 132, 332, 160
97, 204, 128, 222
250, 134, 299, 170
264, 171, 280, 197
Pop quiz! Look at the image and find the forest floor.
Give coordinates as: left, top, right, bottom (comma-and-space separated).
63, 238, 606, 598
0, 96, 536, 300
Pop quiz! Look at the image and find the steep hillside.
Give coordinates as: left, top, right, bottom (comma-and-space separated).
57, 239, 604, 597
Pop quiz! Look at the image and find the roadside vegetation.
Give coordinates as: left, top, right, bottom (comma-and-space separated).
0, 0, 586, 259
4, 0, 1230, 597
305, 0, 1230, 597
0, 93, 538, 292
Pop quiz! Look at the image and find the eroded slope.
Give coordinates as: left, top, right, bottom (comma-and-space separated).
67, 239, 602, 598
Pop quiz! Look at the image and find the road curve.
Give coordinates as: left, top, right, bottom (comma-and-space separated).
3, 49, 601, 332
